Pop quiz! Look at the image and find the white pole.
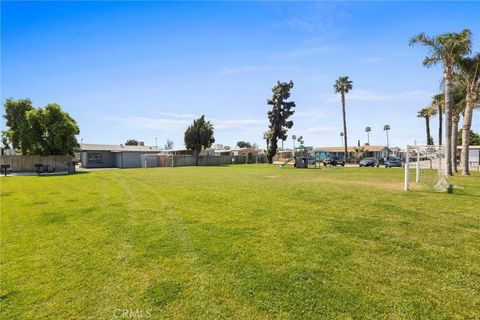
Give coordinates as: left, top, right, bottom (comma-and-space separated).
416, 149, 420, 183
405, 145, 410, 191
444, 147, 448, 175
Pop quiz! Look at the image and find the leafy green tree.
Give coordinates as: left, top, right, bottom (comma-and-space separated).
25, 108, 48, 155
457, 53, 480, 175
41, 104, 80, 155
236, 141, 252, 148
184, 115, 215, 166
1, 135, 9, 149
334, 76, 353, 160
125, 139, 139, 146
458, 130, 480, 147
2, 99, 79, 155
165, 139, 174, 150
265, 81, 296, 164
410, 29, 472, 175
2, 98, 34, 153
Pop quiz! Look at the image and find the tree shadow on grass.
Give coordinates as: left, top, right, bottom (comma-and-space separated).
37, 172, 90, 177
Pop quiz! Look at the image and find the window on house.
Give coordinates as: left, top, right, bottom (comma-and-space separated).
87, 152, 103, 164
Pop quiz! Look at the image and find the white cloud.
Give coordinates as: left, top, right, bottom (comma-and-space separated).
104, 114, 265, 131
218, 65, 299, 75
360, 57, 392, 63
305, 126, 337, 134
105, 116, 190, 130
321, 89, 432, 103
274, 3, 350, 34
280, 17, 318, 33
295, 109, 328, 119
156, 112, 197, 119
211, 118, 266, 130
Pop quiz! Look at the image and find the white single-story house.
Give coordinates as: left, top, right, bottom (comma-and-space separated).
214, 149, 233, 156
80, 144, 161, 168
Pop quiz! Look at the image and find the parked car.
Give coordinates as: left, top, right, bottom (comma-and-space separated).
385, 157, 403, 168
308, 157, 317, 165
323, 155, 345, 166
359, 157, 379, 167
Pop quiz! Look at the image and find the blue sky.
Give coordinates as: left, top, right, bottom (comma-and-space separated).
2, 1, 479, 149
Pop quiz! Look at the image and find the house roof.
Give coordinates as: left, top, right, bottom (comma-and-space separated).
80, 144, 161, 153
232, 147, 259, 152
161, 148, 190, 153
314, 145, 390, 152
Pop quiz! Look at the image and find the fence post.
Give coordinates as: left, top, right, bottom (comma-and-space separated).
404, 145, 410, 191
416, 149, 420, 183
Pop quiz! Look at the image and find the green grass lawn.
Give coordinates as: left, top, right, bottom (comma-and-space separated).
1, 165, 479, 319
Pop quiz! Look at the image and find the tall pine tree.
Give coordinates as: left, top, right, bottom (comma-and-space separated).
265, 81, 296, 164
184, 115, 215, 166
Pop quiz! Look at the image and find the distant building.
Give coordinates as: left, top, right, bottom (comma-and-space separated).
275, 150, 294, 162
456, 145, 480, 168
214, 149, 233, 156
231, 147, 259, 157
389, 147, 402, 158
161, 149, 192, 156
162, 148, 215, 156
312, 145, 391, 160
79, 144, 161, 168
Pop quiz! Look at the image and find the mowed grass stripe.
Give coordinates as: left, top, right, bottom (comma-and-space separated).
1, 165, 479, 319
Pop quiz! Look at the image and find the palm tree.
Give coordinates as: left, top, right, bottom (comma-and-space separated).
365, 127, 371, 145
410, 29, 472, 175
431, 93, 444, 145
353, 145, 368, 161
417, 107, 436, 145
297, 135, 304, 145
263, 130, 272, 150
383, 125, 391, 147
457, 53, 480, 175
451, 85, 467, 172
334, 76, 353, 160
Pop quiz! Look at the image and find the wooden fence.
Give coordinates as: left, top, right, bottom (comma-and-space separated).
0, 155, 74, 172
155, 155, 266, 167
